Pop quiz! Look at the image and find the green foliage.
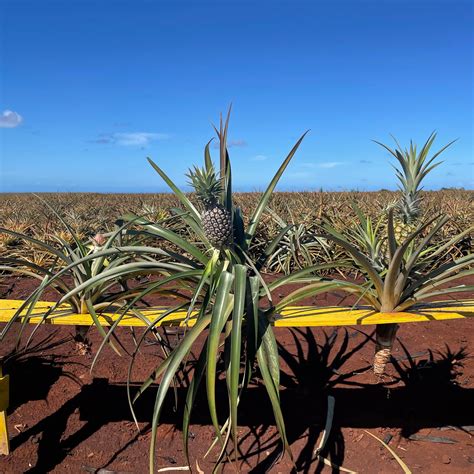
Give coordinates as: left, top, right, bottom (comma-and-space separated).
374, 132, 456, 223
265, 206, 334, 274
186, 163, 222, 209
111, 113, 326, 471
310, 210, 474, 313
0, 201, 171, 350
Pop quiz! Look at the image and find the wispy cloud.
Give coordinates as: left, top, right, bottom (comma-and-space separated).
318, 161, 344, 169
253, 154, 268, 161
300, 161, 344, 169
287, 162, 343, 181
93, 134, 113, 144
92, 132, 169, 146
359, 159, 372, 164
212, 139, 247, 149
115, 132, 169, 146
0, 110, 23, 128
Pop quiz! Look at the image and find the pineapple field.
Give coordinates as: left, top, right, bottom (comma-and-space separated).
1, 120, 473, 473
3, 0, 473, 470
1, 188, 472, 269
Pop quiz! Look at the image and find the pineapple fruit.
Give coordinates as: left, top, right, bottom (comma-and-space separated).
393, 192, 420, 242
392, 147, 429, 243
187, 164, 233, 248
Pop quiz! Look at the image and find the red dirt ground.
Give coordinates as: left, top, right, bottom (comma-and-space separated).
0, 275, 473, 474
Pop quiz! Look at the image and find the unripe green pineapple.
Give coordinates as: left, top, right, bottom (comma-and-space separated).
187, 165, 233, 248
393, 192, 419, 242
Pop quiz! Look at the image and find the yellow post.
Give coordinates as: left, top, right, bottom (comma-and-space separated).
0, 364, 10, 455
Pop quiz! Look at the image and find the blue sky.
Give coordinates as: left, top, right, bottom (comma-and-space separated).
0, 0, 472, 192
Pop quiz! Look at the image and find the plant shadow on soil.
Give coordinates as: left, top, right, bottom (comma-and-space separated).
4, 328, 474, 473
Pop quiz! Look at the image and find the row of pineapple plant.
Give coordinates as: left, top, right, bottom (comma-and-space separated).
1, 193, 471, 275
0, 111, 472, 472
1, 192, 472, 268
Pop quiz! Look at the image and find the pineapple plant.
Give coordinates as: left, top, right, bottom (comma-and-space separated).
139, 201, 169, 222
370, 133, 458, 373
310, 209, 474, 376
0, 220, 31, 249
375, 132, 456, 242
186, 164, 233, 248
105, 110, 330, 472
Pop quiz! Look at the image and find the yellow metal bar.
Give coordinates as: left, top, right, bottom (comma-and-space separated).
0, 299, 473, 328
0, 365, 10, 456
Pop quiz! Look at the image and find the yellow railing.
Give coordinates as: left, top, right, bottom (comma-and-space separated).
1, 298, 473, 455
1, 299, 474, 328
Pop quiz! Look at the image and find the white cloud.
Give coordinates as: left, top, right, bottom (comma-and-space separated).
300, 161, 344, 169
115, 132, 169, 146
253, 154, 268, 161
0, 110, 23, 128
319, 161, 344, 169
93, 132, 169, 146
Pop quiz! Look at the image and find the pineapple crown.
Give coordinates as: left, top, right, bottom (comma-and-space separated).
375, 132, 456, 223
384, 196, 419, 224
397, 193, 421, 224
186, 164, 222, 209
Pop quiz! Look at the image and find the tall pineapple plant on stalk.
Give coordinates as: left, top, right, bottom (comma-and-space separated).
310, 133, 472, 375
371, 132, 457, 372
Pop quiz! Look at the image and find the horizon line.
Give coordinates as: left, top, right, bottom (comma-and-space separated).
1, 187, 472, 195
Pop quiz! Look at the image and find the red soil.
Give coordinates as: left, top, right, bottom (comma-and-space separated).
0, 275, 473, 473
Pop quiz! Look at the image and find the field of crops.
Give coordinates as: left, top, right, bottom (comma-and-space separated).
1, 189, 472, 272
